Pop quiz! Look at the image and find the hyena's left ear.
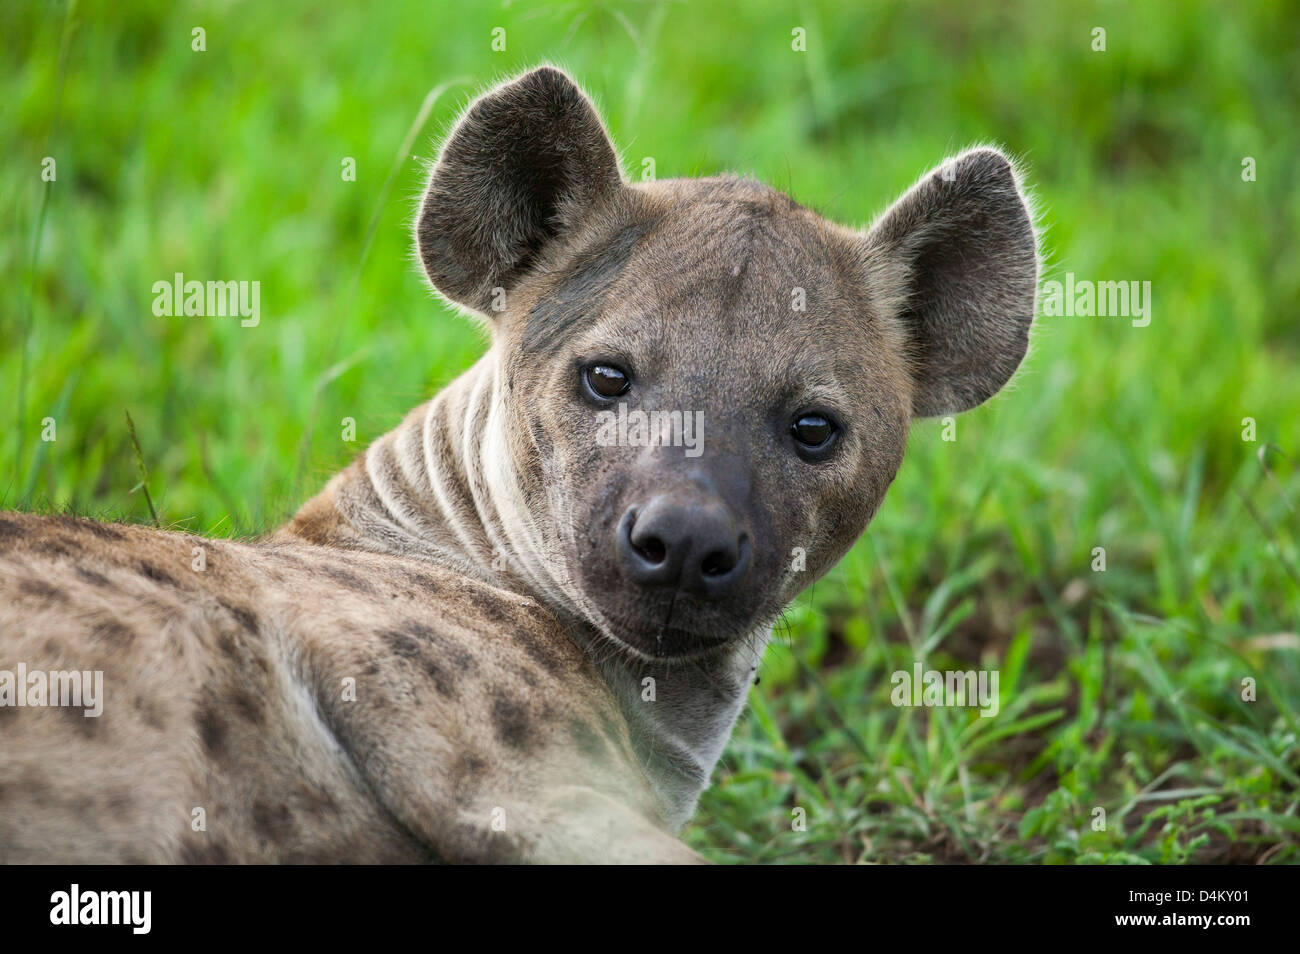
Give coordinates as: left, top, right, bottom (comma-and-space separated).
417, 66, 623, 315
862, 148, 1039, 418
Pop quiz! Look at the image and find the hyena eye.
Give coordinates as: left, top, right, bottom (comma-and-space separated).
583, 363, 631, 400
790, 413, 839, 456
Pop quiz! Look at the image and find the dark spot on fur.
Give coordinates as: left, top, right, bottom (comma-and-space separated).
195, 705, 228, 757
465, 591, 511, 627
490, 692, 533, 749
320, 564, 376, 593
462, 600, 564, 675
297, 783, 338, 817
403, 621, 476, 672
460, 754, 485, 780
212, 619, 270, 675
135, 694, 167, 730
106, 790, 133, 813
52, 515, 126, 541
423, 658, 456, 698
18, 768, 49, 798
19, 578, 64, 603
459, 594, 565, 676
381, 628, 458, 696
0, 517, 21, 545
406, 571, 442, 594
519, 632, 566, 677
230, 689, 264, 725
450, 753, 486, 800
180, 839, 232, 864
218, 599, 258, 634
139, 561, 179, 587
31, 539, 73, 558
252, 799, 295, 843
90, 618, 134, 647
401, 620, 440, 641
74, 565, 112, 587
381, 630, 421, 660
60, 704, 102, 737
267, 548, 308, 569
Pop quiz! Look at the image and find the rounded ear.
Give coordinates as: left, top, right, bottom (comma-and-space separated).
863, 148, 1039, 418
416, 66, 624, 316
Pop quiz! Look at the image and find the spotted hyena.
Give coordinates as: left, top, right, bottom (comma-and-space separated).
0, 66, 1037, 863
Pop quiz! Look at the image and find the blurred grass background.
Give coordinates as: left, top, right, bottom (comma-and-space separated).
3, 0, 1298, 863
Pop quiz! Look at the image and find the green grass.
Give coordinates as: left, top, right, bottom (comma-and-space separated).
4, 0, 1298, 863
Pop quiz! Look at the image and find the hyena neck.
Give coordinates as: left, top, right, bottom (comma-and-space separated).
282, 352, 764, 826
568, 626, 769, 829
281, 355, 521, 587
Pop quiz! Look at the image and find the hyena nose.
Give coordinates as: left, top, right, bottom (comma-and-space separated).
617, 497, 751, 599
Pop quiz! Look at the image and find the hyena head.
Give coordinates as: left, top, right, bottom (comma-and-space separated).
416, 67, 1038, 661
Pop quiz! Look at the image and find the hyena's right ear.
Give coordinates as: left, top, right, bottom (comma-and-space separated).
416, 66, 624, 315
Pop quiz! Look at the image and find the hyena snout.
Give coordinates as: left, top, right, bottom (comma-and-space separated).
617, 491, 751, 601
